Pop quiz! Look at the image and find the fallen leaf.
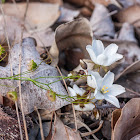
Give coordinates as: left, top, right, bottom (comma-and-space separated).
0, 37, 69, 114
52, 114, 82, 140
114, 5, 140, 27
90, 4, 115, 38
58, 7, 80, 22
117, 0, 140, 8
111, 98, 140, 140
117, 22, 137, 43
2, 3, 60, 30
50, 18, 93, 68
115, 60, 140, 81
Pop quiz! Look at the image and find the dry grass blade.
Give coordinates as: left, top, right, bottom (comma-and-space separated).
34, 107, 45, 140
18, 0, 30, 139
0, 3, 24, 140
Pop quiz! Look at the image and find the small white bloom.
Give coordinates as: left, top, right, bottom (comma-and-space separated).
87, 71, 125, 108
68, 84, 95, 111
86, 40, 123, 66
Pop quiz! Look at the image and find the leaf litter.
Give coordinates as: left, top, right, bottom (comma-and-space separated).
0, 0, 140, 140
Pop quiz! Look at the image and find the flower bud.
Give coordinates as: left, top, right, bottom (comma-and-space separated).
80, 59, 87, 70
47, 90, 56, 102
7, 91, 18, 102
0, 45, 6, 56
27, 60, 37, 71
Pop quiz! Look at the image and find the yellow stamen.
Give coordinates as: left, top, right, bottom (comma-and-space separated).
101, 85, 109, 94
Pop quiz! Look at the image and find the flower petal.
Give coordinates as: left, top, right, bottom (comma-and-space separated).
74, 105, 83, 111
104, 95, 120, 108
87, 75, 96, 89
102, 71, 114, 88
83, 103, 95, 111
86, 46, 97, 64
88, 70, 103, 88
94, 89, 104, 100
68, 87, 76, 97
92, 40, 104, 56
97, 54, 108, 65
107, 84, 125, 96
103, 44, 118, 56
73, 84, 85, 96
104, 53, 123, 66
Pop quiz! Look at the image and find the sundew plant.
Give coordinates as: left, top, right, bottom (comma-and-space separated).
0, 40, 125, 111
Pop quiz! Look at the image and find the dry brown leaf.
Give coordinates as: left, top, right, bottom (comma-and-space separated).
111, 98, 140, 140
1, 3, 60, 30
50, 18, 93, 68
117, 0, 140, 8
117, 22, 137, 43
0, 15, 55, 47
0, 37, 69, 114
90, 4, 115, 38
115, 5, 140, 27
52, 114, 82, 140
115, 60, 140, 81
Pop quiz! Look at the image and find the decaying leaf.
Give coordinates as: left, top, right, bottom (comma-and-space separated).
0, 37, 69, 114
111, 98, 140, 140
115, 60, 140, 81
52, 114, 82, 140
117, 22, 137, 43
58, 7, 80, 22
90, 4, 115, 38
50, 18, 93, 69
1, 3, 60, 30
117, 0, 140, 8
114, 5, 140, 27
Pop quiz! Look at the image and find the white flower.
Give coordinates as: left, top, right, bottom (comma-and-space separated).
86, 40, 123, 66
68, 84, 95, 111
87, 71, 125, 108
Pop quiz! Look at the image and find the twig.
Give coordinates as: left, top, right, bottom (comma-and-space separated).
81, 120, 103, 137
0, 3, 24, 140
34, 107, 44, 140
56, 65, 78, 131
18, 0, 29, 140
77, 119, 99, 140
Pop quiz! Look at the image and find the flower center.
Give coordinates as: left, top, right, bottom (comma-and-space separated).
101, 85, 109, 94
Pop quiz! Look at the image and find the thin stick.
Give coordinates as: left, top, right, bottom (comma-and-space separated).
0, 3, 24, 140
81, 120, 103, 137
77, 119, 99, 140
18, 0, 29, 139
34, 107, 44, 140
56, 66, 78, 131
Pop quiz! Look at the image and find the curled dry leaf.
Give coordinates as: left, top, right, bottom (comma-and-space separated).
52, 114, 82, 140
0, 37, 69, 114
90, 4, 115, 38
111, 98, 140, 140
2, 3, 60, 30
50, 18, 93, 69
114, 5, 140, 27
